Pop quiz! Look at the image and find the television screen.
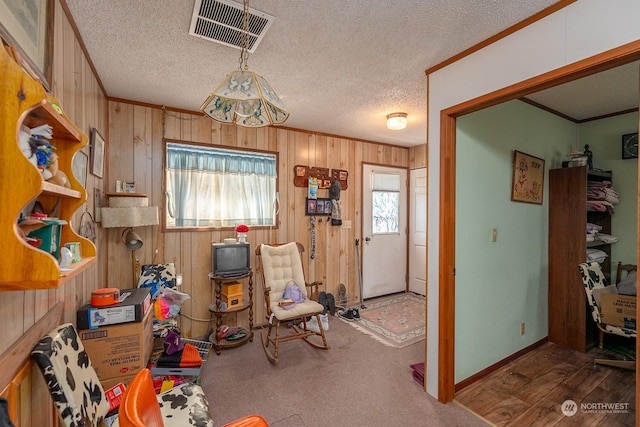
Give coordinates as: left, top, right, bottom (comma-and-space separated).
212, 243, 251, 277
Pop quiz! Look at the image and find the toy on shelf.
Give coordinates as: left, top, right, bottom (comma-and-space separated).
42, 152, 71, 188
19, 124, 53, 168
18, 123, 69, 187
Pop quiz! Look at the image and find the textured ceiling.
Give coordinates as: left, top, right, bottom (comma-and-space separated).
525, 62, 640, 121
62, 0, 635, 148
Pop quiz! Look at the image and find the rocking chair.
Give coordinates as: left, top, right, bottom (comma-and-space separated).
255, 242, 330, 363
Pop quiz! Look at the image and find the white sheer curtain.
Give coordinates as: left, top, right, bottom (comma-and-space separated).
166, 142, 276, 228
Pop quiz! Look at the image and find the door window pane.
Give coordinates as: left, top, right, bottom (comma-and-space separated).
372, 190, 399, 234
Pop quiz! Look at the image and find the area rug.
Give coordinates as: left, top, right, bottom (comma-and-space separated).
339, 293, 425, 348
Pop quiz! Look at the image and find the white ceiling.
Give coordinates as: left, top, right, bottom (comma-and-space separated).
525, 62, 639, 121
63, 0, 638, 148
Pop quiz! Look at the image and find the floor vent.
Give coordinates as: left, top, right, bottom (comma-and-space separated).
189, 0, 274, 53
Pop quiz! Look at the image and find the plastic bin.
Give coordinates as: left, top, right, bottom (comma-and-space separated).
27, 218, 67, 259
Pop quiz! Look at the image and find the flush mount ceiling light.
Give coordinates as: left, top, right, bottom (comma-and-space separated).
201, 0, 289, 128
386, 112, 408, 130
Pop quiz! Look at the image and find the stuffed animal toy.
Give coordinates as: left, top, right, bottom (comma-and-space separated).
19, 130, 53, 169
42, 153, 71, 188
18, 130, 37, 167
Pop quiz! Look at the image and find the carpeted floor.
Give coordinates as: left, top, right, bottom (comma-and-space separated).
199, 309, 489, 427
339, 292, 425, 348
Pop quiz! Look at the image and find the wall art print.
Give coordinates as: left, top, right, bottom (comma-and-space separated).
511, 150, 544, 205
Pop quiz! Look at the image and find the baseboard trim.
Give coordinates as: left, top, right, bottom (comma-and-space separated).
454, 336, 548, 392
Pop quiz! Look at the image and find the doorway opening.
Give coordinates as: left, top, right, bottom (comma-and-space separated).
436, 41, 640, 403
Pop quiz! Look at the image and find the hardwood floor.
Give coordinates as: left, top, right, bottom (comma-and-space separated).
455, 342, 635, 426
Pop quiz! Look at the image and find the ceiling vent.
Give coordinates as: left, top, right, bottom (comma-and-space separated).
189, 0, 274, 53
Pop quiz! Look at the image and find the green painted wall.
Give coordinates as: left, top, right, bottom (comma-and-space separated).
579, 112, 638, 279
455, 100, 576, 382
455, 101, 637, 383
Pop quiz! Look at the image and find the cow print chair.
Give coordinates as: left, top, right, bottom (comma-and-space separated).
118, 368, 213, 427
33, 323, 215, 427
578, 262, 636, 370
31, 323, 111, 427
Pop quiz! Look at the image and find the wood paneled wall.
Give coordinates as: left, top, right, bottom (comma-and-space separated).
107, 105, 410, 338
0, 1, 108, 424
0, 1, 413, 422
409, 144, 427, 170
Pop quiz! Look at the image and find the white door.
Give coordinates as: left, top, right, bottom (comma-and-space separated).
362, 164, 407, 299
409, 168, 427, 295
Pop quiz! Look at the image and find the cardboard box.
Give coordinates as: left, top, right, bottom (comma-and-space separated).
101, 373, 136, 391
222, 282, 242, 296
79, 308, 154, 382
105, 382, 126, 412
223, 291, 243, 309
600, 293, 637, 329
77, 287, 152, 329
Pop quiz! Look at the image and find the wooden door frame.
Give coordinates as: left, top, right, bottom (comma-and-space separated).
437, 40, 640, 403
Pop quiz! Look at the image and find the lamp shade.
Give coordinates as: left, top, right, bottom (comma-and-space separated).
387, 112, 408, 130
101, 196, 159, 229
201, 69, 289, 127
123, 230, 143, 250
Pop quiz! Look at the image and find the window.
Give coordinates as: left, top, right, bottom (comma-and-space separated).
371, 172, 400, 234
165, 141, 278, 229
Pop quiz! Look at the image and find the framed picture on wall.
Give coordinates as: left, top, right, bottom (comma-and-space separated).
511, 150, 545, 205
305, 198, 332, 215
621, 132, 638, 159
0, 0, 53, 90
72, 150, 88, 188
90, 128, 105, 178
94, 188, 102, 223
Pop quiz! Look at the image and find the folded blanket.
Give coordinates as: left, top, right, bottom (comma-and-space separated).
155, 343, 202, 368
595, 233, 618, 244
586, 248, 608, 263
587, 222, 602, 233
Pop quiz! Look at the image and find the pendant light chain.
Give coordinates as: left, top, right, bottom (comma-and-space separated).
239, 0, 250, 71
200, 0, 290, 127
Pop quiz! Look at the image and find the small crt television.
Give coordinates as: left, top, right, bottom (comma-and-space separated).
212, 243, 251, 277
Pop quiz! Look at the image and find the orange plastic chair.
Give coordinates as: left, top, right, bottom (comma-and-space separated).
119, 368, 261, 427
118, 368, 164, 427
222, 414, 269, 427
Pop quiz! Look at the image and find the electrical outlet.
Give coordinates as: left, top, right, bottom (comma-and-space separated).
491, 228, 497, 242
520, 322, 525, 336
342, 220, 352, 229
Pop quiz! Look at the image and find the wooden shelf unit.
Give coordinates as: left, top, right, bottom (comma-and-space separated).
208, 271, 254, 354
548, 166, 613, 352
0, 44, 96, 290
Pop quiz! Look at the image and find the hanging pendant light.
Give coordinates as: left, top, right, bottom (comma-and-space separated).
201, 0, 289, 127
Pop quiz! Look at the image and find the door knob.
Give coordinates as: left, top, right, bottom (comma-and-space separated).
365, 237, 371, 242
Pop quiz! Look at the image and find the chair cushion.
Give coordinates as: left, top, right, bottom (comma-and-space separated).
578, 262, 609, 324
617, 270, 637, 296
602, 323, 637, 338
270, 299, 325, 321
260, 243, 307, 302
31, 323, 110, 427
157, 382, 213, 426
138, 263, 177, 298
